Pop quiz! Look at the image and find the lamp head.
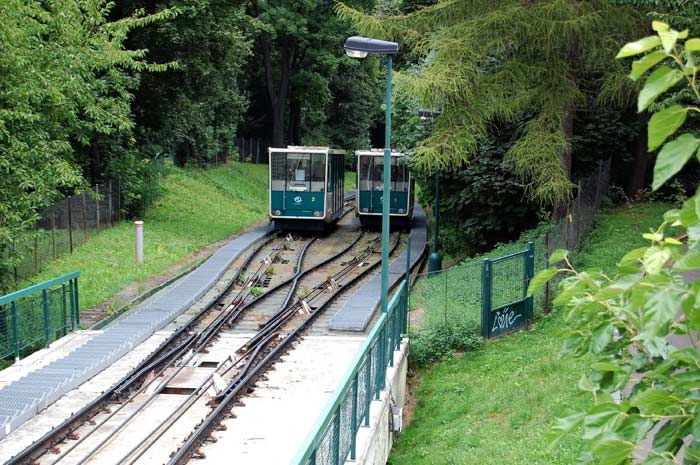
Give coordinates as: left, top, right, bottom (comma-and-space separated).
344, 36, 399, 58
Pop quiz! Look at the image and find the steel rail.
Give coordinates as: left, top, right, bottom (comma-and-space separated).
4, 234, 278, 465
65, 244, 290, 465
167, 233, 402, 465
109, 233, 373, 465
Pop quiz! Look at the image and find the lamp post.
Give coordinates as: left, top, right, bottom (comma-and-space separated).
345, 36, 399, 314
418, 108, 443, 273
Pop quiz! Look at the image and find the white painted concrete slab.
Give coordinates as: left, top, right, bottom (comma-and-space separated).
198, 335, 367, 465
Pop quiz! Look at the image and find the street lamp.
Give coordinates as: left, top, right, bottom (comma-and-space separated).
344, 36, 399, 314
418, 109, 443, 273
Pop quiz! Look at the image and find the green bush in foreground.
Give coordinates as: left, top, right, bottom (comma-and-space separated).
530, 23, 700, 464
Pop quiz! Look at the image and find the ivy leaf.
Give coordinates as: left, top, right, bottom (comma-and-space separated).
620, 247, 649, 265
549, 249, 569, 264
592, 436, 635, 465
674, 250, 700, 272
548, 412, 585, 449
630, 51, 668, 81
687, 38, 700, 52
617, 36, 662, 58
643, 246, 671, 274
657, 28, 679, 54
648, 105, 688, 151
527, 267, 557, 297
652, 133, 700, 191
638, 66, 684, 113
632, 389, 676, 415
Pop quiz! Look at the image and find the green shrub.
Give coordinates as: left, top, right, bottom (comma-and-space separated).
410, 320, 482, 367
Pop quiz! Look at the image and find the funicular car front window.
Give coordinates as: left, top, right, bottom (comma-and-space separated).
286, 153, 310, 191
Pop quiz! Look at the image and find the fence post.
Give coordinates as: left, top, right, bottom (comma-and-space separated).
51, 206, 57, 259
75, 278, 80, 326
108, 180, 113, 227
11, 301, 19, 360
526, 242, 535, 322
332, 411, 341, 465
481, 258, 491, 339
405, 237, 411, 337
117, 179, 122, 222
68, 197, 74, 253
42, 289, 50, 348
82, 192, 88, 241
95, 184, 101, 232
364, 354, 371, 426
351, 376, 358, 460
61, 283, 67, 336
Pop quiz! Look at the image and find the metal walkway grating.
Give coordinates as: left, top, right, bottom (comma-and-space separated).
328, 205, 427, 332
0, 223, 274, 439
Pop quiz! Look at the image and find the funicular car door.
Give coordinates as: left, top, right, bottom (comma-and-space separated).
284, 152, 325, 217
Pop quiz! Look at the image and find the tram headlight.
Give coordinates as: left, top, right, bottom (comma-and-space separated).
398, 208, 405, 214
314, 211, 322, 217
274, 210, 281, 215
362, 208, 368, 213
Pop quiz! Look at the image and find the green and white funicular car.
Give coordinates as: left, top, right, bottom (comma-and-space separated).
356, 149, 414, 229
269, 146, 346, 231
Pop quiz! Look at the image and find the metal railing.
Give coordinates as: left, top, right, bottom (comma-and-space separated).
292, 279, 409, 465
0, 272, 80, 362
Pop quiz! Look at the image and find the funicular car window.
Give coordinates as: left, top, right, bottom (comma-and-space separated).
392, 159, 408, 191
359, 156, 373, 190
311, 153, 325, 192
286, 153, 310, 191
270, 152, 286, 190
372, 157, 384, 191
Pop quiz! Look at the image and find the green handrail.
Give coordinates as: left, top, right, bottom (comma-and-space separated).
0, 271, 80, 361
291, 279, 408, 465
0, 271, 79, 306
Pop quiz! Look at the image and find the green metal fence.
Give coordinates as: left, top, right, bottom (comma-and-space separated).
481, 242, 534, 338
0, 272, 80, 362
292, 278, 409, 465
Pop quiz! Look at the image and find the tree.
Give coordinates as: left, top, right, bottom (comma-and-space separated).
0, 0, 173, 290
243, 0, 378, 148
530, 23, 700, 464
337, 0, 644, 206
116, 0, 251, 165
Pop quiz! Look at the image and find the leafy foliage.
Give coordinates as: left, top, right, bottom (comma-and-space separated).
418, 136, 540, 255
0, 0, 173, 291
337, 0, 644, 204
529, 23, 700, 464
119, 0, 251, 165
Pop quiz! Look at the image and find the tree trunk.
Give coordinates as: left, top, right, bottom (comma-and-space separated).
262, 37, 291, 147
553, 0, 579, 221
626, 122, 649, 194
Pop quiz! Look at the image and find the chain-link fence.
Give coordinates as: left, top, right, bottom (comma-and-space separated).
295, 279, 409, 465
0, 272, 80, 363
11, 181, 120, 284
542, 159, 612, 307
409, 159, 611, 341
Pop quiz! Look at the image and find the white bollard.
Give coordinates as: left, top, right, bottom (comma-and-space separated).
135, 221, 144, 264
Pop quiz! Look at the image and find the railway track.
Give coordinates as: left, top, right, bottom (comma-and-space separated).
9, 218, 403, 465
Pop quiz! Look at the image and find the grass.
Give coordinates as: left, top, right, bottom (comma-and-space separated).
27, 162, 268, 313
390, 201, 671, 465
573, 201, 674, 272
345, 171, 357, 193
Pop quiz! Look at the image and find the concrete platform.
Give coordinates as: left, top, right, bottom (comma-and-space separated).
197, 334, 367, 464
